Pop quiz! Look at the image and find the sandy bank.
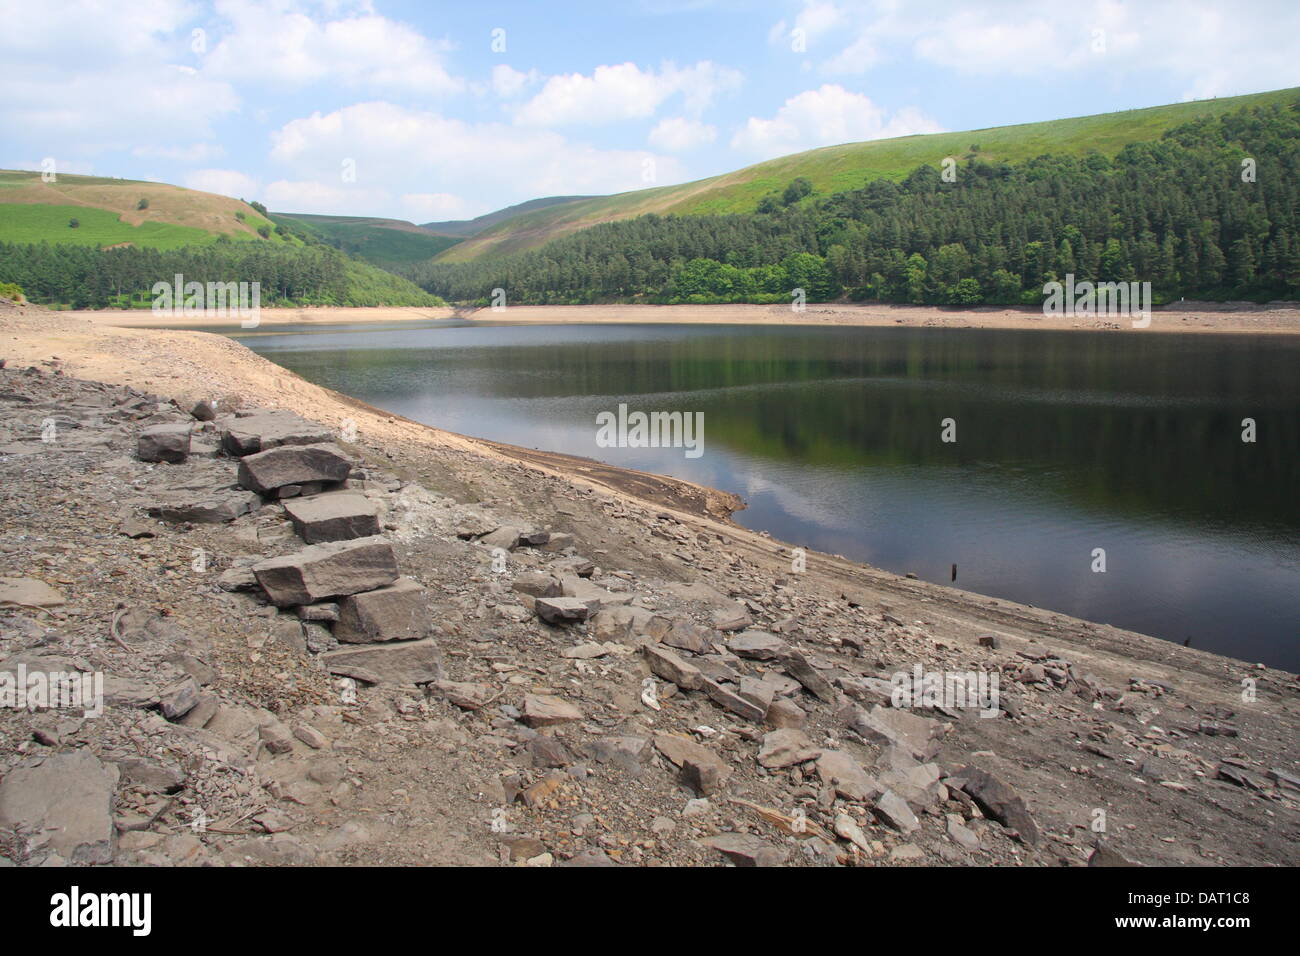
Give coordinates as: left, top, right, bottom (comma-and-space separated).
67, 301, 1300, 334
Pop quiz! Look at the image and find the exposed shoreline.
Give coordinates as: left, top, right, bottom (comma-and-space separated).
59, 301, 1300, 334
2, 297, 1296, 867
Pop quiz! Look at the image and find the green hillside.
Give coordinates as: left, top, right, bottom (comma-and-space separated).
438, 87, 1300, 263
421, 195, 596, 237
271, 212, 460, 269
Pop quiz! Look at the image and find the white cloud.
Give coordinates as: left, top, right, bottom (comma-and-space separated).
401, 192, 474, 221
267, 101, 686, 218
513, 61, 742, 127
491, 64, 541, 99
184, 168, 258, 198
133, 143, 226, 162
731, 84, 943, 158
649, 117, 717, 152
202, 0, 461, 94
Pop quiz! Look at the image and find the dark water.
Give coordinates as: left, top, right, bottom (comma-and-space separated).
232, 321, 1300, 671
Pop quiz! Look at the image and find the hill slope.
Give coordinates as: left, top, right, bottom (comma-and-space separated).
437, 87, 1300, 264
0, 170, 276, 248
270, 212, 460, 269
421, 195, 596, 237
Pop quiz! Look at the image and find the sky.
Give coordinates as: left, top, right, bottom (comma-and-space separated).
2, 0, 1298, 223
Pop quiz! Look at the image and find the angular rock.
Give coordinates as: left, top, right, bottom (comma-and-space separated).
534, 596, 593, 625
766, 698, 807, 730
951, 766, 1040, 845
703, 678, 767, 722
654, 734, 731, 796
779, 648, 839, 704
0, 751, 117, 864
238, 443, 351, 494
147, 488, 260, 524
712, 604, 753, 632
584, 736, 652, 773
816, 750, 881, 803
757, 729, 821, 769
728, 631, 788, 660
523, 693, 583, 727
844, 704, 942, 761
252, 536, 399, 607
0, 577, 66, 608
874, 789, 920, 834
333, 577, 430, 644
700, 832, 786, 867
283, 492, 380, 544
429, 680, 496, 711
221, 410, 334, 456
480, 525, 522, 550
320, 639, 441, 686
642, 644, 703, 691
137, 422, 191, 463
511, 572, 561, 599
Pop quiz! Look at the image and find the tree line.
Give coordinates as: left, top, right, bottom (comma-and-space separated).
404, 102, 1300, 306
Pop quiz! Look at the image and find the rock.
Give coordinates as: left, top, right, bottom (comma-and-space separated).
283, 493, 380, 543
843, 704, 942, 761
147, 488, 260, 524
0, 751, 117, 864
559, 849, 622, 867
950, 766, 1040, 845
430, 680, 495, 711
738, 677, 777, 714
661, 619, 712, 654
119, 515, 157, 539
511, 572, 561, 599
252, 536, 399, 607
158, 677, 200, 721
237, 443, 351, 494
816, 750, 881, 803
190, 399, 217, 421
728, 631, 789, 660
584, 736, 652, 773
766, 698, 807, 729
946, 814, 980, 850
700, 832, 786, 867
137, 422, 191, 463
218, 566, 258, 592
1088, 838, 1141, 866
293, 724, 330, 750
333, 577, 429, 644
702, 678, 767, 722
834, 813, 872, 853
874, 789, 920, 834
0, 577, 66, 608
320, 639, 442, 686
529, 736, 572, 768
890, 844, 925, 861
551, 555, 595, 578
522, 694, 583, 727
112, 757, 186, 794
297, 602, 339, 622
757, 729, 821, 769
534, 596, 593, 625
654, 734, 731, 795
221, 410, 334, 456
712, 604, 753, 632
642, 644, 703, 691
260, 721, 295, 755
540, 532, 575, 552
480, 525, 522, 550
778, 649, 839, 704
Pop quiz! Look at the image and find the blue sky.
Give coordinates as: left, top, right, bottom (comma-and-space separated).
3, 0, 1297, 222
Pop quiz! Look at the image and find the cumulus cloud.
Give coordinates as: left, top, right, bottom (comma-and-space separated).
267, 101, 686, 218
649, 117, 718, 152
731, 84, 943, 158
513, 61, 742, 127
184, 168, 259, 198
491, 64, 541, 99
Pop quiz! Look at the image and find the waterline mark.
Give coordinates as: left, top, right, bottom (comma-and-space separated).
596, 403, 704, 459
890, 663, 1000, 718
152, 273, 260, 328
1042, 273, 1151, 328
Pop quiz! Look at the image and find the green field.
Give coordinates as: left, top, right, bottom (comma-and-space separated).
0, 203, 260, 250
439, 86, 1300, 263
272, 213, 461, 269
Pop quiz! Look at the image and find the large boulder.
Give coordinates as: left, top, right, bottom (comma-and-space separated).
0, 751, 118, 864
283, 492, 379, 543
237, 443, 351, 495
137, 423, 191, 463
320, 639, 442, 686
333, 577, 430, 644
252, 536, 399, 607
221, 410, 334, 456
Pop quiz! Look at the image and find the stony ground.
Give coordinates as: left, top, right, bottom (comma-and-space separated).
0, 303, 1297, 868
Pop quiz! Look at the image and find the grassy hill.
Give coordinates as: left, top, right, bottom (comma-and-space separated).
270, 212, 461, 269
437, 86, 1300, 263
421, 195, 596, 238
0, 169, 276, 248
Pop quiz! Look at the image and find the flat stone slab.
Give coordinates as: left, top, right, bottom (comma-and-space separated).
334, 577, 430, 644
0, 577, 67, 608
238, 443, 351, 494
283, 492, 380, 543
221, 410, 335, 456
728, 631, 789, 660
0, 751, 118, 864
523, 693, 584, 727
535, 596, 594, 625
320, 639, 442, 686
252, 535, 399, 607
